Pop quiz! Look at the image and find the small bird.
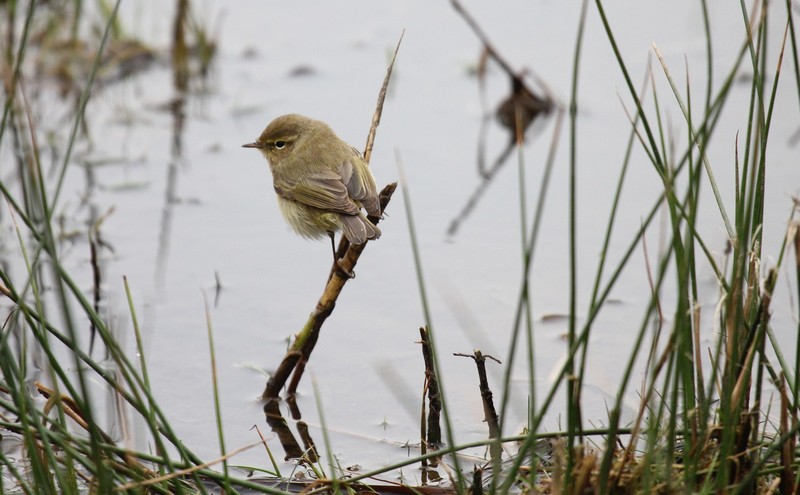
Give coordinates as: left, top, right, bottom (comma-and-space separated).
243, 114, 381, 271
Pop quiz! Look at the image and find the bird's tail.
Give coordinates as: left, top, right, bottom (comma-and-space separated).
340, 214, 381, 244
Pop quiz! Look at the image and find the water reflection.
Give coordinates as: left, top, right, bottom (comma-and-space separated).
154, 3, 190, 287
446, 0, 555, 237
262, 396, 326, 466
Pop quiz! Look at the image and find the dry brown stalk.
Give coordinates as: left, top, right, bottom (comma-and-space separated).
453, 350, 501, 440
262, 184, 397, 399
419, 326, 442, 450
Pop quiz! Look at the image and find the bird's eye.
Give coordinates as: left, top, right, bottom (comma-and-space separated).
274, 140, 286, 149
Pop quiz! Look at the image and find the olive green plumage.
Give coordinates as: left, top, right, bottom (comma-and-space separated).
243, 114, 381, 244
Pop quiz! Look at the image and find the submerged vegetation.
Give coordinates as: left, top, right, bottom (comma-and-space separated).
1, 0, 800, 494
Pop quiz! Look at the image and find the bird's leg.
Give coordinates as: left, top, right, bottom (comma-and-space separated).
328, 231, 336, 260
329, 232, 355, 278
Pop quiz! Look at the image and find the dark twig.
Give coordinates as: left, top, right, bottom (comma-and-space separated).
454, 350, 502, 440
471, 466, 484, 495
419, 326, 442, 450
455, 349, 503, 472
263, 184, 397, 399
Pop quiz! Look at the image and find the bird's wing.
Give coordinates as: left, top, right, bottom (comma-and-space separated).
274, 169, 361, 216
340, 151, 381, 216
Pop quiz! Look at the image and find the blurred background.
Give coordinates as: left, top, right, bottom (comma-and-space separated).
1, 0, 798, 479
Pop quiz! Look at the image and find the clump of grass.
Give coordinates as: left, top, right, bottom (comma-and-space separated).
0, 2, 259, 493
386, 1, 800, 493
487, 1, 798, 493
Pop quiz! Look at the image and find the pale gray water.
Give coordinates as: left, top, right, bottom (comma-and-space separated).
3, 0, 798, 479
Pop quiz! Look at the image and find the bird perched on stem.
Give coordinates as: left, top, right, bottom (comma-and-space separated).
243, 114, 381, 275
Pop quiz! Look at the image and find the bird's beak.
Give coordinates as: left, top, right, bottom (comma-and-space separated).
242, 142, 260, 149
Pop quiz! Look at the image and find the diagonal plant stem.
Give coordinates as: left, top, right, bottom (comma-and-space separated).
262, 183, 397, 399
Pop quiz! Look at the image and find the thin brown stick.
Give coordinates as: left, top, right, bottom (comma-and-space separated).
419, 326, 442, 450
453, 350, 501, 440
264, 183, 397, 399
364, 30, 404, 163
